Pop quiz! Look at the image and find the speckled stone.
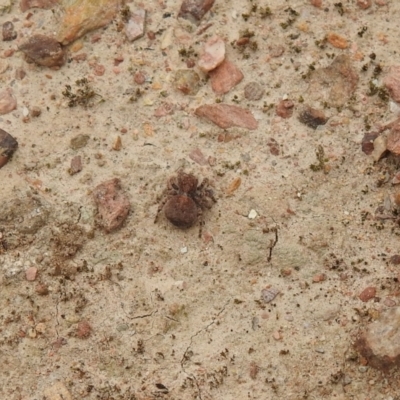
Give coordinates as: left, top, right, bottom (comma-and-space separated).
355, 306, 400, 371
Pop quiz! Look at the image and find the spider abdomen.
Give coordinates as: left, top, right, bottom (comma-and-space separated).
164, 195, 197, 228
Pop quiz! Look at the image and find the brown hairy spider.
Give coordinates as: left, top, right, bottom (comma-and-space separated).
154, 171, 217, 237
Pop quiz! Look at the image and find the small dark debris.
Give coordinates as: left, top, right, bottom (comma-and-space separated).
0, 128, 18, 169
299, 106, 328, 129
2, 21, 17, 41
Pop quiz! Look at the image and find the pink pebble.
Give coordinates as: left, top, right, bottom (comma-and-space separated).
26, 267, 38, 281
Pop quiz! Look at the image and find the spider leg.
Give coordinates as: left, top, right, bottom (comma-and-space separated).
197, 207, 204, 238
154, 193, 175, 224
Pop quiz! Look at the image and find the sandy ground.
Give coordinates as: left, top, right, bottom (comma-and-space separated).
2, 0, 400, 399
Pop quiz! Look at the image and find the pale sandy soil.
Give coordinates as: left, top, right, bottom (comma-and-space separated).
1, 1, 400, 399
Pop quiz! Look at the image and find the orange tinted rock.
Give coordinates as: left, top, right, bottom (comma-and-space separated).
57, 0, 121, 45
92, 178, 131, 232
298, 106, 327, 129
195, 104, 258, 130
327, 32, 349, 49
359, 286, 376, 302
209, 59, 243, 95
310, 0, 322, 7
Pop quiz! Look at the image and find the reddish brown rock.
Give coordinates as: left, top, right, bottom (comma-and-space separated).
195, 104, 258, 130
68, 155, 82, 175
310, 0, 322, 6
0, 88, 17, 115
354, 306, 400, 371
198, 36, 225, 72
19, 34, 66, 68
20, 0, 58, 12
298, 106, 327, 129
387, 121, 400, 155
92, 178, 130, 232
0, 128, 18, 169
359, 286, 376, 302
384, 66, 400, 103
361, 132, 379, 155
178, 0, 215, 23
209, 59, 243, 95
276, 99, 294, 119
76, 320, 92, 338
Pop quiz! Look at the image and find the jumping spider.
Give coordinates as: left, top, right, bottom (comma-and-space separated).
154, 171, 217, 237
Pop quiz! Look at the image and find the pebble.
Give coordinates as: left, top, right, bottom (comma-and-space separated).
327, 32, 349, 49
36, 283, 49, 295
244, 82, 264, 101
386, 121, 400, 155
195, 104, 258, 130
25, 267, 38, 281
174, 69, 201, 95
180, 246, 188, 254
178, 0, 216, 23
76, 320, 92, 338
0, 88, 17, 115
43, 382, 73, 400
384, 66, 400, 103
19, 34, 66, 68
20, 0, 58, 12
273, 331, 282, 340
359, 286, 376, 302
70, 134, 89, 150
312, 273, 326, 283
354, 306, 400, 371
2, 21, 17, 41
357, 0, 372, 8
261, 286, 280, 303
0, 128, 18, 169
68, 155, 82, 175
209, 59, 243, 95
361, 132, 379, 155
57, 0, 120, 45
189, 148, 208, 165
371, 135, 387, 161
92, 178, 131, 232
248, 209, 258, 219
225, 177, 241, 196
389, 254, 400, 265
298, 106, 328, 129
198, 36, 225, 72
125, 9, 146, 42
276, 99, 294, 118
